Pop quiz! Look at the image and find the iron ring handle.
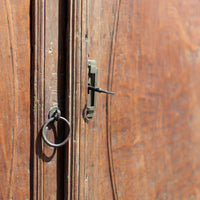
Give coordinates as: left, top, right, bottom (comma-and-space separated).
42, 115, 71, 148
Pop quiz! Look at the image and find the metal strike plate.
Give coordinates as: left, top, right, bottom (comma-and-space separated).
87, 60, 98, 118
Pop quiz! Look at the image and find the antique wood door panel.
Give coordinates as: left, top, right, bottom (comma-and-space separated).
32, 0, 70, 199
72, 0, 200, 199
0, 0, 72, 199
0, 0, 71, 199
0, 1, 30, 199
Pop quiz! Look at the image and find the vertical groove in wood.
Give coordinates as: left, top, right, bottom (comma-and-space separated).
69, 0, 88, 199
33, 0, 45, 199
3, 0, 17, 198
71, 0, 77, 198
106, 0, 121, 199
72, 0, 82, 198
66, 0, 73, 199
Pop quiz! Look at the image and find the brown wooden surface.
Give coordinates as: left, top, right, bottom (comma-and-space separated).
68, 0, 88, 199
74, 0, 200, 199
32, 0, 69, 199
0, 0, 30, 199
0, 0, 71, 199
110, 1, 200, 199
2, 0, 200, 199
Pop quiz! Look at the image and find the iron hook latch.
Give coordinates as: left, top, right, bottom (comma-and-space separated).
88, 85, 115, 95
86, 60, 115, 119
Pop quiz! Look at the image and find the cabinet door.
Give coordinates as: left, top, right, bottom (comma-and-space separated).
32, 0, 71, 199
71, 0, 200, 199
0, 0, 71, 199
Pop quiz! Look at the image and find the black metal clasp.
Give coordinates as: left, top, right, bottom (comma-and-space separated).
87, 60, 115, 119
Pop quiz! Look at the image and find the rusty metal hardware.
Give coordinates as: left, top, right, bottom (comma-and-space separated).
42, 107, 71, 147
88, 85, 115, 94
87, 60, 115, 118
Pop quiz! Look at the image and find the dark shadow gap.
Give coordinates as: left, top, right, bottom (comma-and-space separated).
57, 0, 69, 199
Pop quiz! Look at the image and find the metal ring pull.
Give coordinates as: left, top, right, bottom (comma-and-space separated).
42, 108, 71, 148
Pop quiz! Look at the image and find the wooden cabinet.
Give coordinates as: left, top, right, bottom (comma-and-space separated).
1, 0, 200, 199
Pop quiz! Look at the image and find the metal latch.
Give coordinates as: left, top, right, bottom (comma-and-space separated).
87, 60, 115, 119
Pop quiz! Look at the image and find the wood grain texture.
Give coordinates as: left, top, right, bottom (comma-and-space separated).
78, 0, 200, 199
0, 0, 30, 199
111, 1, 200, 199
